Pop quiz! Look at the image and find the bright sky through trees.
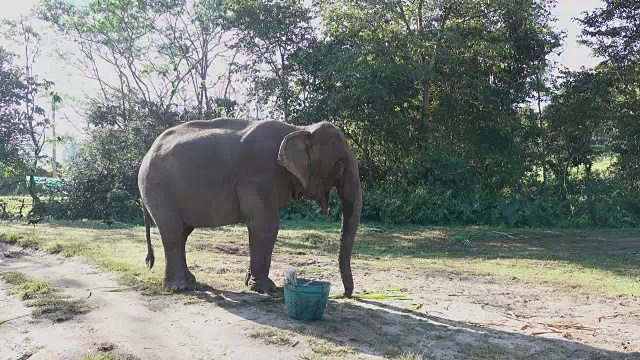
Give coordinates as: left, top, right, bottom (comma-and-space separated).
0, 0, 604, 140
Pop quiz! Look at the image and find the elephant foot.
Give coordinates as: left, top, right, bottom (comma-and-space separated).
248, 277, 277, 294
186, 269, 197, 284
164, 278, 194, 292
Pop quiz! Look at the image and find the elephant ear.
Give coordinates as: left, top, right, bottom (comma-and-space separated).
278, 130, 312, 189
332, 158, 346, 180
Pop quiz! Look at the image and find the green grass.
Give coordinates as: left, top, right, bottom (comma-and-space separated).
0, 220, 638, 298
278, 222, 640, 296
0, 219, 636, 359
0, 233, 21, 243
535, 156, 615, 182
593, 156, 615, 173
330, 293, 410, 300
0, 196, 33, 216
0, 271, 91, 322
298, 269, 328, 275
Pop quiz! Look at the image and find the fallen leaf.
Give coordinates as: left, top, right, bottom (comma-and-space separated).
598, 313, 624, 322
532, 330, 562, 336
514, 313, 532, 319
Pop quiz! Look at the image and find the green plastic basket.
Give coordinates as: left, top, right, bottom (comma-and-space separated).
284, 278, 331, 321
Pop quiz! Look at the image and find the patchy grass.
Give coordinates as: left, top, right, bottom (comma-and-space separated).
0, 271, 30, 285
457, 339, 572, 360
248, 327, 298, 346
0, 219, 638, 358
97, 342, 117, 352
298, 269, 328, 275
299, 338, 356, 360
458, 340, 511, 360
0, 196, 33, 215
80, 342, 140, 359
393, 352, 426, 360
0, 220, 638, 297
80, 353, 139, 360
0, 222, 168, 294
0, 271, 90, 322
0, 233, 21, 244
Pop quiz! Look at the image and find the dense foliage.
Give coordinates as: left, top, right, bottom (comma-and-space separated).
0, 24, 52, 214
0, 0, 637, 227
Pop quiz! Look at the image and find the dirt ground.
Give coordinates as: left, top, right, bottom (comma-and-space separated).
0, 242, 310, 360
1, 230, 640, 359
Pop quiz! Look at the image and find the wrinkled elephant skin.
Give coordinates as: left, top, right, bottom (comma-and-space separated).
138, 118, 362, 297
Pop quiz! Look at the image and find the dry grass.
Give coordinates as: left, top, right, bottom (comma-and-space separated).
0, 271, 91, 322
249, 327, 299, 346
299, 338, 357, 360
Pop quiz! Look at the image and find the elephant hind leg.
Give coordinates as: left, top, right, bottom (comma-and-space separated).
182, 224, 196, 284
156, 214, 194, 291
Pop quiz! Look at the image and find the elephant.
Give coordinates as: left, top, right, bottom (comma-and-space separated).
138, 118, 362, 297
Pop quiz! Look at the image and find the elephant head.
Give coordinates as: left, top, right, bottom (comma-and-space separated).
278, 122, 362, 298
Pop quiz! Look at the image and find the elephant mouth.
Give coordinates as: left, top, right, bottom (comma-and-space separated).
316, 191, 330, 217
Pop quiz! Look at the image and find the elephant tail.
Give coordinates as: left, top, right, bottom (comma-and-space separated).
143, 204, 155, 269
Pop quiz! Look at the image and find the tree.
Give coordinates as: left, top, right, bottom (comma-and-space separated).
226, 0, 316, 121
579, 0, 640, 191
38, 0, 230, 122
297, 0, 561, 193
2, 17, 53, 215
544, 69, 615, 225
0, 47, 26, 173
579, 0, 640, 63
179, 0, 229, 116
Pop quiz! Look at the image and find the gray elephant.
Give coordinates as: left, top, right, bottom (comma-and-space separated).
138, 118, 362, 297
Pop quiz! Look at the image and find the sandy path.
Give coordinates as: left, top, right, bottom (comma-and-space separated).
2, 240, 640, 360
0, 244, 308, 360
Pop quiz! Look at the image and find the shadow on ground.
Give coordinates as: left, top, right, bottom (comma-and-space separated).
184, 283, 637, 359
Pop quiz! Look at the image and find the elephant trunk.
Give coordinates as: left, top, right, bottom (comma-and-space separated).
336, 151, 362, 298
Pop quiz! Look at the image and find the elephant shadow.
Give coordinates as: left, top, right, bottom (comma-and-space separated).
185, 284, 636, 359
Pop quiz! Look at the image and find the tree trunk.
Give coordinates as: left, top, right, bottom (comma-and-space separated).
27, 171, 42, 217
421, 77, 430, 128
585, 162, 596, 226
536, 72, 547, 187
202, 50, 210, 115
420, 7, 451, 130
51, 99, 57, 178
280, 51, 289, 122
18, 199, 25, 216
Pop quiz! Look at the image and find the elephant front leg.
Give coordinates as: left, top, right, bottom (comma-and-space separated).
238, 185, 280, 294
245, 224, 278, 293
